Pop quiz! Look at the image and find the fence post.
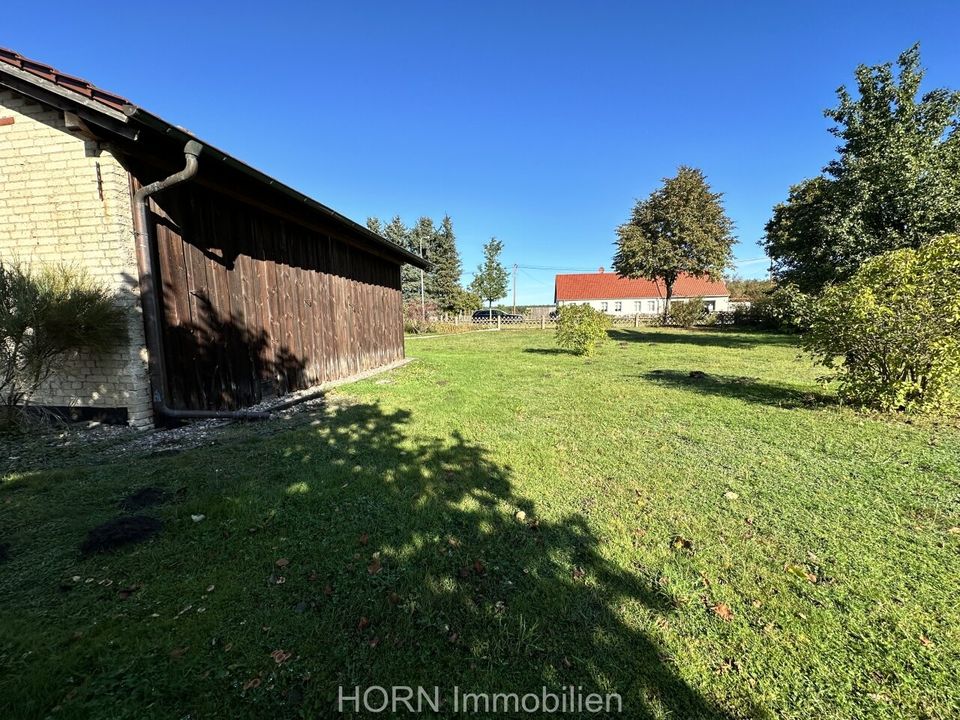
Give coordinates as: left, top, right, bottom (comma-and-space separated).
455, 314, 459, 325
540, 316, 545, 330
635, 313, 639, 328
497, 315, 501, 331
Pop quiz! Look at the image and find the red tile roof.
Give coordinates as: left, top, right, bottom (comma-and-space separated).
0, 47, 129, 111
555, 272, 728, 302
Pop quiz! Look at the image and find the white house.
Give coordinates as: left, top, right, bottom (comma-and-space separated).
554, 268, 731, 315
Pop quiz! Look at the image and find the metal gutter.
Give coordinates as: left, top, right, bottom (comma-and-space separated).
123, 105, 431, 270
132, 141, 270, 423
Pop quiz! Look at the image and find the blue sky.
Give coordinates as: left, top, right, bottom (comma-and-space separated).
4, 1, 959, 303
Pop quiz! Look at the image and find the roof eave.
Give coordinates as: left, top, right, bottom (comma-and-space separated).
0, 63, 138, 139
123, 106, 430, 270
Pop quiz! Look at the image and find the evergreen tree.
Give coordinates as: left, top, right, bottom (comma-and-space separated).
380, 216, 419, 301
365, 217, 384, 235
614, 166, 735, 323
428, 215, 463, 312
469, 238, 509, 308
408, 217, 436, 304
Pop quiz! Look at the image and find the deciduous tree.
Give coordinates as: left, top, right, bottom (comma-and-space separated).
469, 238, 509, 309
614, 166, 734, 323
765, 45, 960, 292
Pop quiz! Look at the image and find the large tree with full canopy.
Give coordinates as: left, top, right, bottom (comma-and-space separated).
764, 45, 960, 292
614, 166, 735, 323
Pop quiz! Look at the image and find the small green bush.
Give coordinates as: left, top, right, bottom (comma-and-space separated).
555, 304, 611, 356
0, 261, 127, 422
734, 284, 812, 332
802, 235, 960, 413
668, 297, 707, 328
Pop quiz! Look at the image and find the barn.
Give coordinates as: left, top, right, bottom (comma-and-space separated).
0, 47, 428, 427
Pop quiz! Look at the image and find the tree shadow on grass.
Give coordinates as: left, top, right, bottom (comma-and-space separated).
522, 347, 577, 356
609, 328, 798, 350
1, 401, 761, 718
640, 370, 833, 409
269, 401, 752, 718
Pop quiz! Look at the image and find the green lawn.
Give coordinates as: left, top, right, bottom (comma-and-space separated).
2, 328, 959, 719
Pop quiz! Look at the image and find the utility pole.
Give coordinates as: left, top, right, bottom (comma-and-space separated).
512, 263, 518, 314
419, 236, 426, 322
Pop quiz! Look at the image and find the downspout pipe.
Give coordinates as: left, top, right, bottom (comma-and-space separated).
133, 140, 270, 422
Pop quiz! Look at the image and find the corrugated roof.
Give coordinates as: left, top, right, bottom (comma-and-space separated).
555, 272, 728, 301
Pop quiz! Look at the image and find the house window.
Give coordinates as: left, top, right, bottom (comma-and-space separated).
634, 301, 642, 312
703, 300, 716, 314
600, 301, 608, 312
614, 301, 622, 312
647, 300, 656, 312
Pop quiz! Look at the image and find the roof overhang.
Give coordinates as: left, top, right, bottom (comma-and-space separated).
0, 60, 430, 271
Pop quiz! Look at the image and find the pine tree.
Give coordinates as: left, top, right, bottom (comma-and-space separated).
366, 217, 384, 235
408, 217, 435, 304
469, 238, 509, 308
380, 216, 418, 301
428, 215, 463, 312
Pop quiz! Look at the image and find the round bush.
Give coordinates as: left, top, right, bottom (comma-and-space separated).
555, 304, 611, 356
802, 235, 960, 413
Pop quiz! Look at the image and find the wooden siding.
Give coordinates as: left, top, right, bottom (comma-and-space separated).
143, 182, 403, 411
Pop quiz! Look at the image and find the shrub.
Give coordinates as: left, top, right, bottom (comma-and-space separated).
555, 304, 611, 356
802, 235, 960, 413
0, 261, 127, 423
734, 284, 812, 332
667, 297, 707, 328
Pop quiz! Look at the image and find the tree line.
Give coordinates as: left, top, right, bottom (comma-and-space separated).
367, 215, 510, 314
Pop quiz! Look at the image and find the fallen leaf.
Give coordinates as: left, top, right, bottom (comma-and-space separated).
368, 554, 382, 575
572, 566, 586, 580
170, 646, 190, 658
472, 559, 486, 576
358, 533, 369, 546
784, 563, 817, 583
206, 584, 215, 593
357, 616, 370, 631
191, 514, 205, 523
270, 649, 292, 665
387, 592, 401, 605
920, 635, 933, 647
723, 491, 739, 501
712, 603, 734, 622
323, 583, 334, 597
671, 536, 694, 552
368, 636, 381, 648
243, 677, 261, 691
275, 558, 290, 568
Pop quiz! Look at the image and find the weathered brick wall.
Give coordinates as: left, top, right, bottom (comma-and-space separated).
0, 89, 153, 427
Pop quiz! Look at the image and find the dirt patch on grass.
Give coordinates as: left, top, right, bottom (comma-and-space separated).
81, 515, 163, 555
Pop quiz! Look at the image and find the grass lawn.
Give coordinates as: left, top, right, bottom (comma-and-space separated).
2, 327, 959, 719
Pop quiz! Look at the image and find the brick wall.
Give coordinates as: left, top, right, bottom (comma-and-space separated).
0, 89, 153, 427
